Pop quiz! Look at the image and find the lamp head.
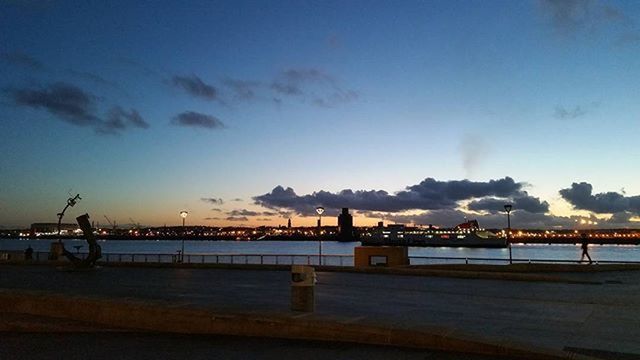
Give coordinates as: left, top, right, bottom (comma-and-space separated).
504, 204, 512, 213
180, 211, 188, 219
315, 206, 325, 215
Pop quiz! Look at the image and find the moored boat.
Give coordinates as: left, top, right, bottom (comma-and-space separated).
362, 220, 507, 248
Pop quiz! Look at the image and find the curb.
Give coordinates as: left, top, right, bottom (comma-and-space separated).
0, 289, 596, 360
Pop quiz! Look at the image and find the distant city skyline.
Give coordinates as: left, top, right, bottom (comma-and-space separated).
2, 1, 640, 229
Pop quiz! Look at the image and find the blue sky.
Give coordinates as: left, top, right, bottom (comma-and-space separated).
1, 0, 640, 228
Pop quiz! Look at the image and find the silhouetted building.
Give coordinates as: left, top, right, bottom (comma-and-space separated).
287, 218, 292, 228
337, 208, 355, 242
30, 223, 79, 236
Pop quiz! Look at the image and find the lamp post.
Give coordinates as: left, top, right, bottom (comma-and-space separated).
504, 204, 512, 265
179, 210, 188, 262
315, 206, 324, 266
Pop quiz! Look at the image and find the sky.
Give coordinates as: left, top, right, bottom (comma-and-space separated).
1, 0, 640, 229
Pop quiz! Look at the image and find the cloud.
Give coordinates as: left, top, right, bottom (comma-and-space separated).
0, 51, 44, 70
256, 218, 272, 221
311, 90, 358, 108
4, 82, 149, 135
231, 198, 243, 202
201, 197, 224, 205
172, 111, 225, 129
253, 177, 545, 215
99, 106, 149, 134
560, 182, 640, 214
538, 0, 620, 33
222, 78, 260, 100
467, 195, 550, 213
537, 0, 633, 43
204, 217, 221, 220
5, 82, 100, 126
270, 81, 303, 96
170, 75, 218, 101
554, 105, 588, 119
270, 67, 358, 107
228, 209, 260, 216
227, 209, 278, 217
210, 208, 222, 212
226, 216, 249, 222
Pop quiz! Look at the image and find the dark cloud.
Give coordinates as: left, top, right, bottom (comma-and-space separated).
171, 75, 218, 101
99, 106, 149, 134
226, 216, 249, 222
270, 68, 358, 107
467, 195, 550, 213
311, 90, 358, 108
0, 51, 44, 70
210, 208, 222, 212
253, 177, 544, 215
270, 81, 303, 96
172, 111, 225, 129
204, 217, 220, 220
231, 198, 243, 202
256, 218, 272, 221
228, 209, 260, 217
538, 0, 630, 40
222, 78, 260, 100
4, 82, 148, 135
227, 209, 278, 217
201, 197, 224, 205
5, 82, 100, 126
560, 182, 640, 214
554, 105, 587, 119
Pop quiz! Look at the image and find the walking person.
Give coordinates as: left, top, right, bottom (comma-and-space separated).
580, 234, 592, 264
24, 245, 33, 261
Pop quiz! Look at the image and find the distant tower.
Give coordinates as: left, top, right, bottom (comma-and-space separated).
287, 218, 292, 228
337, 208, 354, 241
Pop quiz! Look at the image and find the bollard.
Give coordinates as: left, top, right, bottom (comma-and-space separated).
49, 242, 64, 260
291, 265, 315, 312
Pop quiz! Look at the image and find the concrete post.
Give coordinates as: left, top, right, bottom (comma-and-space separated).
291, 265, 315, 312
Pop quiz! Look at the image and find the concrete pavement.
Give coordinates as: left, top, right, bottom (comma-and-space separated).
1, 265, 639, 358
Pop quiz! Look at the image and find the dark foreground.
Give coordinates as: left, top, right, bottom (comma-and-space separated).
1, 265, 639, 359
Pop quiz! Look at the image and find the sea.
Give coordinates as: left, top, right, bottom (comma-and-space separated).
2, 238, 640, 263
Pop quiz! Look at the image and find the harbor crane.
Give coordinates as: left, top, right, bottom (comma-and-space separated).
103, 215, 117, 230
129, 218, 141, 229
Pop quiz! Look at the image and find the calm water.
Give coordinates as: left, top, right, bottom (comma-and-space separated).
2, 238, 640, 262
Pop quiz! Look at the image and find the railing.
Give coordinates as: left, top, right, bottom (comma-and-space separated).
4, 251, 640, 266
408, 256, 640, 265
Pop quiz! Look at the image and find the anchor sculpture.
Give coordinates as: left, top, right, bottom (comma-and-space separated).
51, 193, 101, 268
62, 213, 102, 268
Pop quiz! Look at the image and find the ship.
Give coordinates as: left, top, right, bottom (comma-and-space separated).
362, 220, 507, 248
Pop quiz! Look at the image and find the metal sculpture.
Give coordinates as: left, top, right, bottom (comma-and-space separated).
62, 213, 102, 268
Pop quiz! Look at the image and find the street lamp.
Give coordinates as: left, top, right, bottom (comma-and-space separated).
315, 206, 324, 265
504, 204, 512, 265
180, 210, 188, 262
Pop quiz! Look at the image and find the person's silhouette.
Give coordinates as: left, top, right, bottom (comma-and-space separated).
580, 234, 592, 265
24, 245, 33, 261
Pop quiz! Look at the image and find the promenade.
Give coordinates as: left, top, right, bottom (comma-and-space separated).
1, 265, 639, 359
